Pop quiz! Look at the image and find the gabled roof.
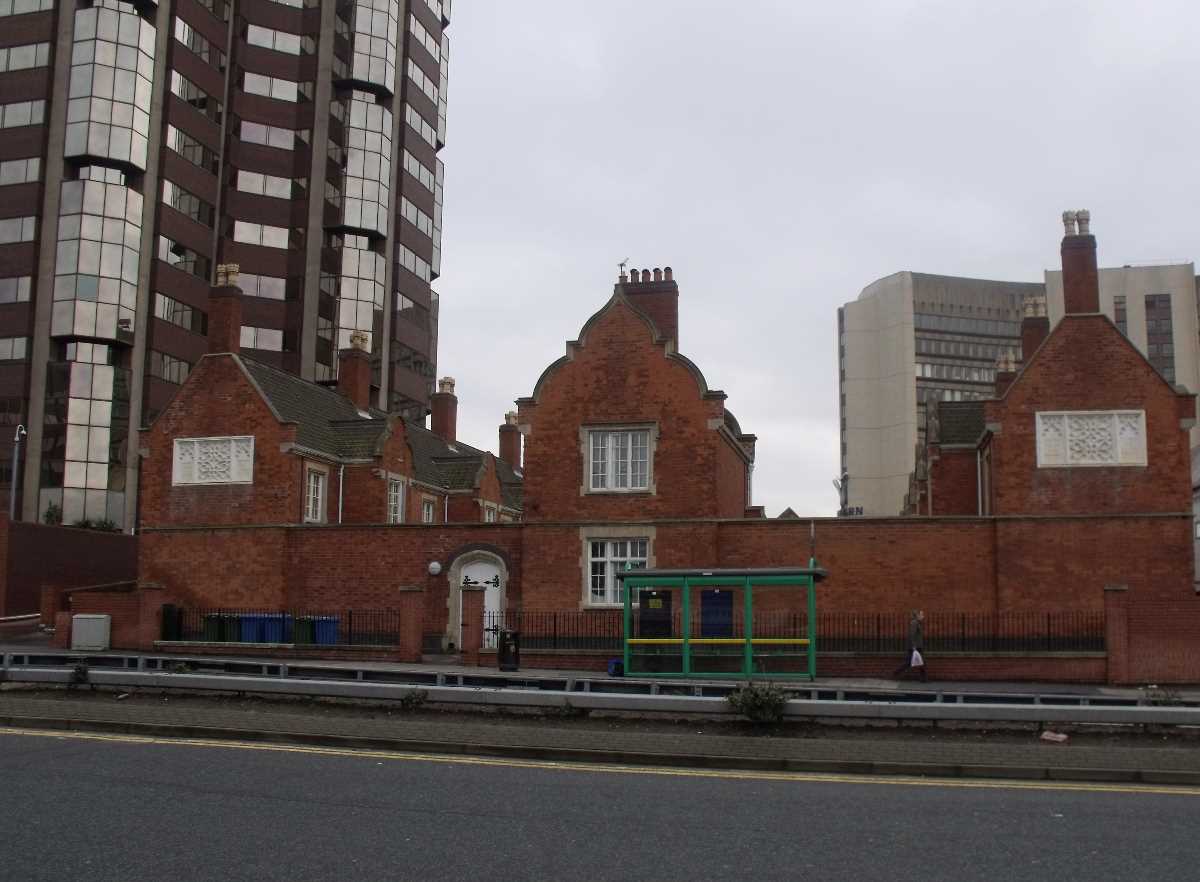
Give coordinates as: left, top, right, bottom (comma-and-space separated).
404, 419, 524, 511
518, 287, 725, 406
777, 507, 800, 519
238, 356, 387, 460
229, 354, 523, 510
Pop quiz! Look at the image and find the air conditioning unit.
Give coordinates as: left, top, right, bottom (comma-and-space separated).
71, 614, 111, 651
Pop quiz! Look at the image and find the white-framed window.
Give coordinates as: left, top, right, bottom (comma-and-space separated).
588, 538, 648, 606
588, 428, 651, 492
172, 436, 254, 485
305, 466, 327, 522
1036, 410, 1147, 468
422, 498, 435, 523
484, 505, 497, 523
387, 479, 404, 524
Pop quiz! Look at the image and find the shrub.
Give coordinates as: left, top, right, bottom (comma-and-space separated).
399, 689, 428, 711
43, 502, 62, 526
727, 682, 788, 724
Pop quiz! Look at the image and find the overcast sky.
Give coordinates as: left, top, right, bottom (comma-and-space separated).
435, 0, 1200, 517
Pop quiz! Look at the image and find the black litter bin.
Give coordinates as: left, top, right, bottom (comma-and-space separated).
497, 629, 520, 672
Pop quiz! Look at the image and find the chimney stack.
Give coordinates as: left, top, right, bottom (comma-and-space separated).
207, 263, 243, 354
1060, 209, 1100, 314
1020, 295, 1050, 362
617, 263, 680, 346
337, 330, 372, 411
498, 411, 521, 468
994, 349, 1018, 397
431, 376, 458, 442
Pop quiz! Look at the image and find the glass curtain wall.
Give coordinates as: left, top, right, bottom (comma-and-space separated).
40, 1, 157, 525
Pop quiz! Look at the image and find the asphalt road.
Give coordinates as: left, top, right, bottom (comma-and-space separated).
2, 729, 1197, 882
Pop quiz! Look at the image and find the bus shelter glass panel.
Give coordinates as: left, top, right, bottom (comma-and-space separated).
687, 583, 747, 675
624, 582, 684, 676
749, 588, 812, 676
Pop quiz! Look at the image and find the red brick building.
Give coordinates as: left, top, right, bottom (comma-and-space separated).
139, 285, 521, 532
40, 225, 1200, 684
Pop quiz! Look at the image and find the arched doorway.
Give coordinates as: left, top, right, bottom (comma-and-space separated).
446, 550, 507, 652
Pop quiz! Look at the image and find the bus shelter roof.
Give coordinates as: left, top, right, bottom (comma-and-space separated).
617, 566, 827, 584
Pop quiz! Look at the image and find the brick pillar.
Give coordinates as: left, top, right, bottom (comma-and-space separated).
51, 611, 71, 649
40, 583, 63, 628
460, 587, 485, 666
395, 587, 425, 663
136, 583, 164, 651
1104, 584, 1130, 685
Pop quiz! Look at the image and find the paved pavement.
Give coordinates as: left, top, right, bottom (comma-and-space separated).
2, 727, 1198, 882
2, 688, 1199, 783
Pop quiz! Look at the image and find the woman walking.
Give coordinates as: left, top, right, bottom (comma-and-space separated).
893, 610, 927, 682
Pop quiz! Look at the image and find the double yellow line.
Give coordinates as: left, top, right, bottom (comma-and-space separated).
3, 726, 1197, 797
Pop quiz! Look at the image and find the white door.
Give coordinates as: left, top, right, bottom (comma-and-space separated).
461, 559, 504, 649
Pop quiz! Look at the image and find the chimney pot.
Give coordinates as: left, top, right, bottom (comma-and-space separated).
1062, 210, 1077, 236
1076, 208, 1091, 235
438, 376, 456, 395
622, 261, 680, 346
215, 262, 240, 287
629, 269, 640, 282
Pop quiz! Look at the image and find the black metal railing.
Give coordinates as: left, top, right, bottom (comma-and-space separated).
485, 610, 624, 651
163, 608, 401, 647
483, 609, 1105, 653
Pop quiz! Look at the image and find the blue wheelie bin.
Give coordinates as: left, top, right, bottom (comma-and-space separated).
314, 615, 340, 646
262, 613, 285, 643
239, 614, 263, 643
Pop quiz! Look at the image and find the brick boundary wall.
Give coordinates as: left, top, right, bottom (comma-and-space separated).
1, 515, 137, 617
117, 513, 1200, 684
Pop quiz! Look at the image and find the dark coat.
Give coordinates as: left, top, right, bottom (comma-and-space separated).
908, 617, 924, 651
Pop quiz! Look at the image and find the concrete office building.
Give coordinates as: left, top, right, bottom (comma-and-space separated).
838, 272, 1035, 516
1046, 262, 1200, 446
842, 258, 1200, 516
0, 0, 451, 529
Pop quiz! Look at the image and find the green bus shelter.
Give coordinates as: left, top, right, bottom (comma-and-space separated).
616, 564, 828, 680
